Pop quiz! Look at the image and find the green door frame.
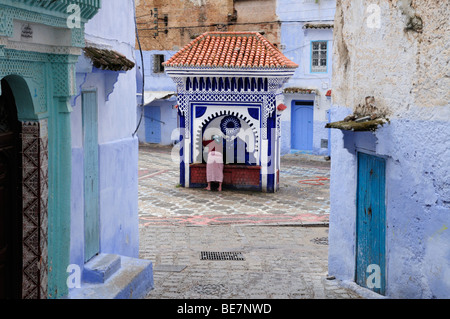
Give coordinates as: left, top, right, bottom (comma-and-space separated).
0, 0, 101, 299
0, 57, 75, 299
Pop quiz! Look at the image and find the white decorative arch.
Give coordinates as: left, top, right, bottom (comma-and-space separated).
192, 105, 260, 165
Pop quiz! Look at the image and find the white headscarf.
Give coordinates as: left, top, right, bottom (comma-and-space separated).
212, 135, 221, 143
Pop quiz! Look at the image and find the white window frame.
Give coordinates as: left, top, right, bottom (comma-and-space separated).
311, 41, 328, 73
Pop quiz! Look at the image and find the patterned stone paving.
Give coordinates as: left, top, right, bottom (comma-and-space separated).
138, 144, 367, 299
140, 225, 364, 299
138, 143, 330, 226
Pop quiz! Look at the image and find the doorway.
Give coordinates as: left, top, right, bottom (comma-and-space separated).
291, 100, 313, 151
355, 152, 386, 295
82, 90, 100, 262
0, 79, 22, 299
145, 106, 161, 144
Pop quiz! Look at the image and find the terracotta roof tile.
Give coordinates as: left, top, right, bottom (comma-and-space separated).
164, 32, 298, 69
303, 23, 334, 29
284, 87, 319, 95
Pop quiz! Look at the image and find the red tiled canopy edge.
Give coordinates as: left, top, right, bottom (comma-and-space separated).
163, 32, 299, 69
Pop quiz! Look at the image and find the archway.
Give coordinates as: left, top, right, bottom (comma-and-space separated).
0, 74, 47, 299
0, 79, 22, 299
193, 108, 260, 165
1, 75, 37, 122
201, 114, 258, 165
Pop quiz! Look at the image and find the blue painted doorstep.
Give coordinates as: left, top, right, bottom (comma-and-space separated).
69, 254, 154, 299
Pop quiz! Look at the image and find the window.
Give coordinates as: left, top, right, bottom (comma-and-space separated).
153, 54, 165, 73
311, 41, 327, 73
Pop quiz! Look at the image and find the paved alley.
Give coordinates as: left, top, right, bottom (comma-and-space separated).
138, 143, 331, 226
138, 144, 363, 299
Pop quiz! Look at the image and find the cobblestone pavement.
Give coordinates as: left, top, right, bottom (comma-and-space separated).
138, 144, 331, 226
138, 144, 363, 299
140, 225, 362, 299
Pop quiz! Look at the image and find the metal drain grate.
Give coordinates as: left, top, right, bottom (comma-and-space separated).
191, 284, 227, 295
311, 237, 328, 245
200, 251, 245, 261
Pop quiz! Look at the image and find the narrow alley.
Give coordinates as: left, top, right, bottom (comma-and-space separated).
1, 0, 448, 302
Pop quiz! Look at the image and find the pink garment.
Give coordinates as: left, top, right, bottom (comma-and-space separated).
202, 139, 222, 153
206, 151, 223, 182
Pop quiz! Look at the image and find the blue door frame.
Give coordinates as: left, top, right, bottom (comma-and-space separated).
291, 100, 314, 151
356, 152, 386, 295
82, 90, 100, 262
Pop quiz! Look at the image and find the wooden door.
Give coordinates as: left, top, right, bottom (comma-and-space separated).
145, 106, 161, 143
0, 79, 21, 299
356, 152, 386, 295
291, 101, 313, 151
82, 90, 100, 262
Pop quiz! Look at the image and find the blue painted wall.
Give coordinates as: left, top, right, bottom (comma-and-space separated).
135, 50, 178, 144
99, 137, 139, 257
277, 0, 335, 156
136, 50, 177, 92
328, 105, 450, 298
159, 100, 179, 145
70, 0, 140, 271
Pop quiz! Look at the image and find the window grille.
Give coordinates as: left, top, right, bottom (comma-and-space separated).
153, 54, 165, 73
311, 41, 327, 73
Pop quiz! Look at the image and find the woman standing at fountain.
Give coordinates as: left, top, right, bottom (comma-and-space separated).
202, 134, 224, 191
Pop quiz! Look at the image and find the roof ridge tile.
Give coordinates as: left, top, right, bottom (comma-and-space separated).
163, 31, 298, 69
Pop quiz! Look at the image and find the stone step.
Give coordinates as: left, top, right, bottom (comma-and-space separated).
69, 256, 154, 299
83, 253, 122, 284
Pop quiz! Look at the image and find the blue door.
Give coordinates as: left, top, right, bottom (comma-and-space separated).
82, 90, 100, 262
356, 152, 386, 295
145, 106, 161, 143
291, 101, 313, 151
